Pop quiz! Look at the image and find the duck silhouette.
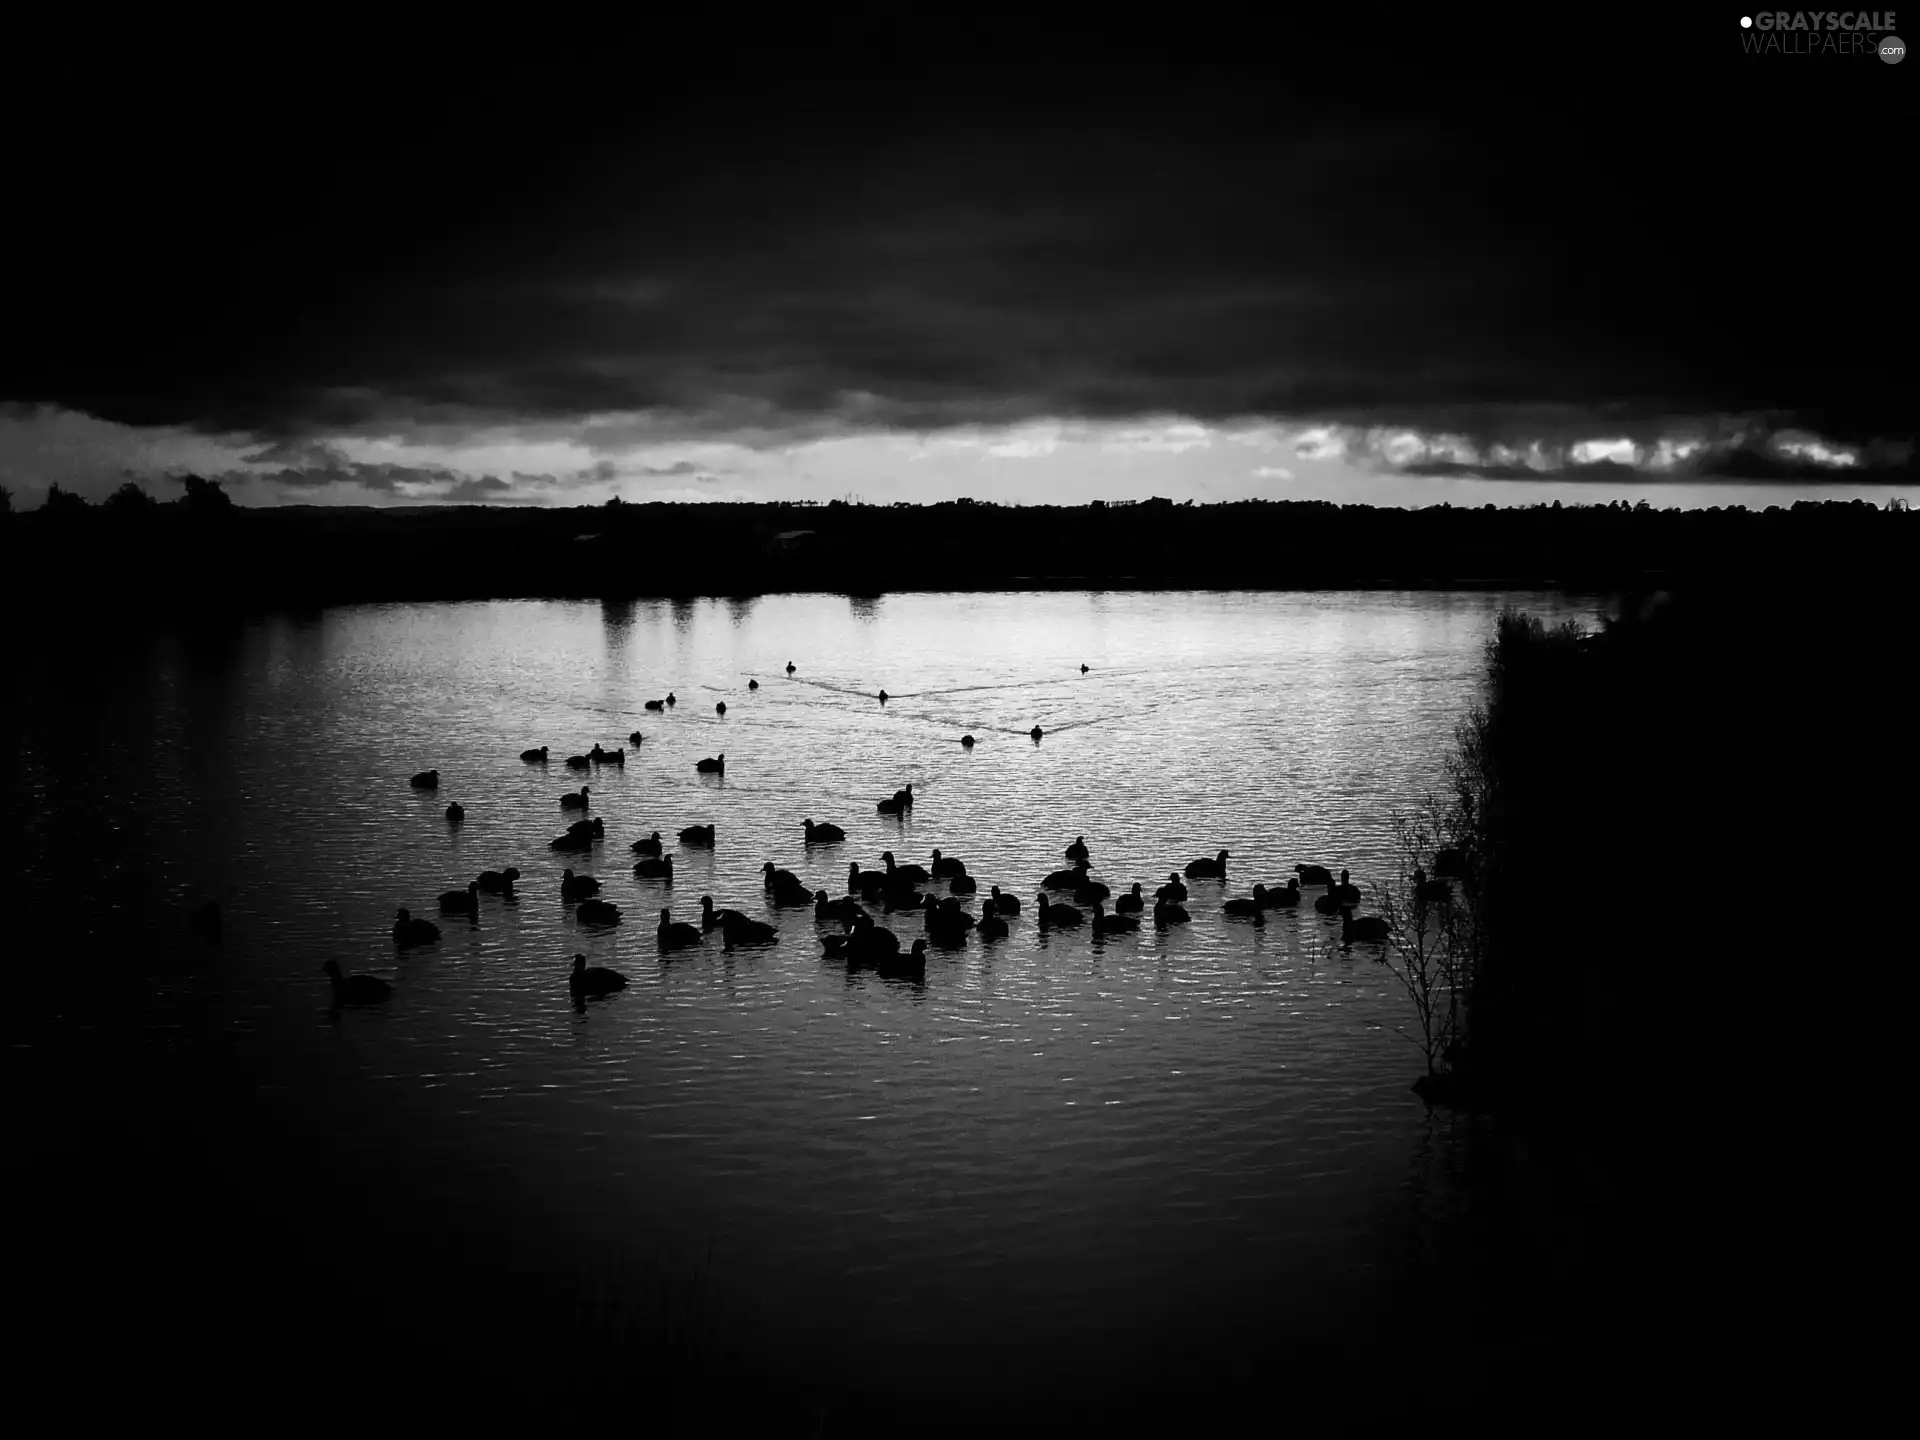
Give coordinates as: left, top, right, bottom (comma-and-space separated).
439, 881, 480, 915
657, 908, 703, 950
678, 824, 715, 846
392, 909, 440, 947
560, 869, 600, 901
323, 960, 392, 1005
445, 802, 465, 823
803, 819, 846, 843
576, 899, 622, 927
1184, 850, 1229, 880
560, 787, 590, 810
696, 754, 725, 774
633, 854, 674, 880
987, 886, 1021, 915
632, 831, 664, 856
410, 769, 439, 789
520, 746, 549, 762
569, 954, 628, 997
1341, 907, 1390, 944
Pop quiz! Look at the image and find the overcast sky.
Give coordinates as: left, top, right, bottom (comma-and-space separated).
3, 14, 1912, 510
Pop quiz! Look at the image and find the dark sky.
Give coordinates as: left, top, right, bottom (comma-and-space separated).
4, 12, 1912, 482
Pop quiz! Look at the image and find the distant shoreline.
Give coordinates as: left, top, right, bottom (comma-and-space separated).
3, 495, 1908, 614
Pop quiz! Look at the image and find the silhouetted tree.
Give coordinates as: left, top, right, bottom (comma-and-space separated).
178, 474, 234, 514
40, 483, 92, 517
105, 480, 159, 517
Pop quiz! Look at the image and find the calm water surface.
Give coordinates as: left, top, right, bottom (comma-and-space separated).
16, 589, 1603, 1423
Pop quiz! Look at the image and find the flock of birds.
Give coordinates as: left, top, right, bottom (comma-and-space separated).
320, 660, 1435, 1008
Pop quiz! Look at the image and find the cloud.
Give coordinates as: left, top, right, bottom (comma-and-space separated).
2, 20, 1906, 472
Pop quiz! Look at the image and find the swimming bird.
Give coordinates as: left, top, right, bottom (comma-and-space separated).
678, 824, 715, 846
560, 787, 590, 810
949, 873, 977, 895
721, 913, 778, 948
894, 783, 914, 809
1332, 869, 1362, 905
925, 899, 975, 938
1115, 883, 1145, 914
633, 854, 674, 881
566, 817, 605, 840
820, 923, 856, 960
1043, 862, 1090, 890
766, 876, 815, 909
987, 886, 1021, 915
787, 661, 796, 674
881, 889, 928, 913
877, 938, 928, 978
644, 699, 665, 712
878, 689, 888, 704
1080, 664, 1089, 673
576, 899, 622, 927
1185, 849, 1229, 879
698, 894, 751, 931
1261, 879, 1303, 908
444, 803, 466, 826
1155, 873, 1188, 903
1313, 888, 1346, 916
439, 881, 480, 915
666, 692, 677, 706
569, 954, 627, 997
1064, 836, 1090, 863
1152, 898, 1190, 927
696, 754, 725, 774
566, 754, 591, 771
1036, 893, 1083, 928
716, 702, 726, 716
657, 908, 703, 950
762, 861, 804, 892
846, 913, 901, 964
594, 747, 625, 766
632, 831, 664, 856
323, 960, 392, 1005
550, 831, 593, 853
561, 869, 600, 902
847, 860, 887, 898
877, 792, 906, 816
1341, 907, 1390, 944
881, 851, 929, 885
520, 746, 549, 762
960, 734, 974, 748
1295, 864, 1335, 887
976, 905, 1009, 941
1071, 875, 1111, 905
1413, 867, 1451, 904
929, 848, 967, 879
1030, 726, 1043, 741
802, 819, 846, 843
1090, 900, 1137, 936
814, 890, 864, 925
410, 769, 439, 789
476, 867, 520, 895
392, 909, 440, 947
749, 679, 759, 691
628, 731, 644, 746
1224, 886, 1271, 917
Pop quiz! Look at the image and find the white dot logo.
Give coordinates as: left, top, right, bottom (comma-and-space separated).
1740, 15, 1752, 25
1882, 34, 1906, 62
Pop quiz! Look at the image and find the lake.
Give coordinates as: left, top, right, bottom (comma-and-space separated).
12, 588, 1606, 1430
